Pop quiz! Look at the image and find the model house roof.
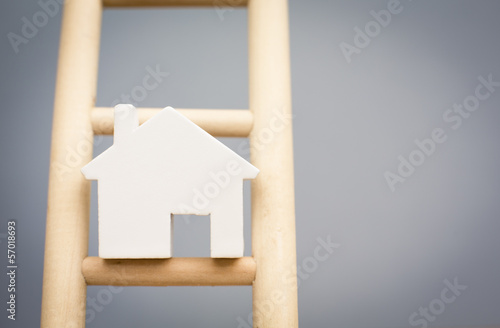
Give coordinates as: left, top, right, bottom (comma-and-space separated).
81, 105, 259, 180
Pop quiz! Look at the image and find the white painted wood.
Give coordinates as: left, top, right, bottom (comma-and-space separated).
82, 104, 259, 258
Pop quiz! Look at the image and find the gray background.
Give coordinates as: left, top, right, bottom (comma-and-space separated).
1, 0, 500, 327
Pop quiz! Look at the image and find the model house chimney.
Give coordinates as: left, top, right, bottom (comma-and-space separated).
114, 104, 139, 144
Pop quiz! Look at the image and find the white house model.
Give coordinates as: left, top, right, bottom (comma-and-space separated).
81, 105, 259, 258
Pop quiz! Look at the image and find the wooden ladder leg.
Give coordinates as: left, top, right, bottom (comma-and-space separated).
249, 0, 299, 327
40, 0, 102, 327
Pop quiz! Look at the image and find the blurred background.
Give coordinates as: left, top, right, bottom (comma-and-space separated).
1, 0, 500, 327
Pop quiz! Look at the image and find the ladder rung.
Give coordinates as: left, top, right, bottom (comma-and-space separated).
103, 0, 248, 7
82, 256, 256, 286
92, 107, 253, 137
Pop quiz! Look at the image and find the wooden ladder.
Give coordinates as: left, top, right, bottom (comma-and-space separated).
40, 1, 298, 327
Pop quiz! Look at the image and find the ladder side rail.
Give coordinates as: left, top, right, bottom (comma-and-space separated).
248, 0, 299, 327
41, 0, 102, 327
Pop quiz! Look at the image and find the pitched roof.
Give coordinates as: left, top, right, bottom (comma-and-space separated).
81, 106, 259, 180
